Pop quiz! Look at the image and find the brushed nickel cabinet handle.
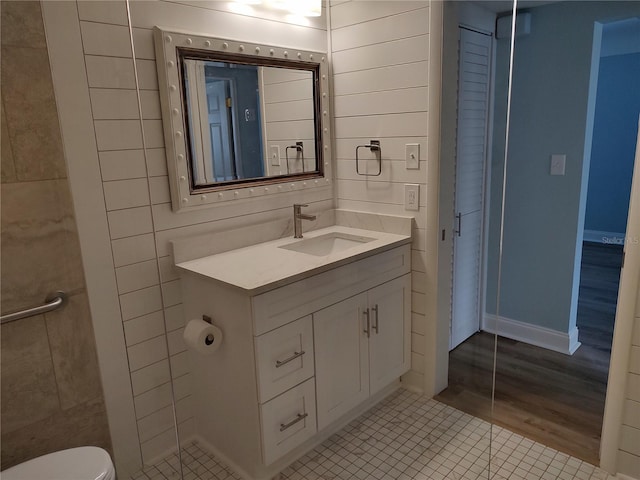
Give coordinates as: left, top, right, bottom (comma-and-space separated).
372, 304, 379, 334
279, 412, 308, 432
363, 308, 370, 338
275, 350, 305, 368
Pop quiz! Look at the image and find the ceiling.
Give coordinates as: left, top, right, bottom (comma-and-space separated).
473, 0, 559, 15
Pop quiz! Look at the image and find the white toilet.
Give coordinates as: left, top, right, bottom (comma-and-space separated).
1, 446, 115, 480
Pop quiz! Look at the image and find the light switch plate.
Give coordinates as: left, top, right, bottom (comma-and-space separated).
404, 184, 420, 211
270, 145, 280, 166
550, 154, 566, 175
406, 144, 420, 169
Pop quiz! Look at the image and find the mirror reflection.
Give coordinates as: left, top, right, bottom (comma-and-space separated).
180, 52, 319, 189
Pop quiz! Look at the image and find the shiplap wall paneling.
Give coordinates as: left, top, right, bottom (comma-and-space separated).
330, 0, 430, 391
76, 0, 330, 465
262, 68, 316, 175
619, 291, 640, 478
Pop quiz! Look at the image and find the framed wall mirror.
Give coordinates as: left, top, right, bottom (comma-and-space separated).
154, 27, 331, 212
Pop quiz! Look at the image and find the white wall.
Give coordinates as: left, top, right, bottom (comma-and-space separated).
619, 285, 640, 478
618, 287, 640, 478
44, 1, 330, 476
329, 0, 430, 391
601, 113, 640, 478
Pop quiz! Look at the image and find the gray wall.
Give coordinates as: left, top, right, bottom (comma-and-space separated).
485, 1, 640, 333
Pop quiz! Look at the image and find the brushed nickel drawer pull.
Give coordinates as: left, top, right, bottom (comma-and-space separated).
279, 412, 308, 432
275, 350, 305, 368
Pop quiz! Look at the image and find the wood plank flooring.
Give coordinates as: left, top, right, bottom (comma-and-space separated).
435, 242, 623, 466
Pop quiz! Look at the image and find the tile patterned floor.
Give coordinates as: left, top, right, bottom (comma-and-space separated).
130, 442, 242, 480
130, 389, 615, 480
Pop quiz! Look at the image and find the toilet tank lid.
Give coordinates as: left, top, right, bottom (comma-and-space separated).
1, 446, 114, 480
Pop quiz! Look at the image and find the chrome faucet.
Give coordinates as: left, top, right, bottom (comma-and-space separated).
293, 204, 316, 238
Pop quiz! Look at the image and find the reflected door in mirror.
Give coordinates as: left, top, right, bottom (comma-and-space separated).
184, 60, 266, 184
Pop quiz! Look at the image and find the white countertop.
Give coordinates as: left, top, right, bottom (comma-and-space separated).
175, 225, 411, 295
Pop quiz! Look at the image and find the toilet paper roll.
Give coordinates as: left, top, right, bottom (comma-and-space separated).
183, 318, 223, 355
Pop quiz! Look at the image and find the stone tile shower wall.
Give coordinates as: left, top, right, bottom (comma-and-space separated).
0, 0, 111, 469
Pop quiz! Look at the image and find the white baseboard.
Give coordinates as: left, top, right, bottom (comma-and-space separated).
584, 229, 626, 245
483, 314, 581, 355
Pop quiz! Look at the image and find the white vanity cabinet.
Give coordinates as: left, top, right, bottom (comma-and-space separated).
314, 275, 411, 430
178, 242, 411, 480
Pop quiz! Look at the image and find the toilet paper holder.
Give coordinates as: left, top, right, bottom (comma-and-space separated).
183, 316, 223, 354
202, 315, 215, 345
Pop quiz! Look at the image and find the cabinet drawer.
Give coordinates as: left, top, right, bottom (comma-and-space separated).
260, 377, 317, 466
255, 316, 314, 403
253, 244, 411, 335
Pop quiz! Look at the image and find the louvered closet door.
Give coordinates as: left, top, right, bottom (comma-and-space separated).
451, 27, 492, 350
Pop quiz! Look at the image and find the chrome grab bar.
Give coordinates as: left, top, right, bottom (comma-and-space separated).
0, 291, 68, 325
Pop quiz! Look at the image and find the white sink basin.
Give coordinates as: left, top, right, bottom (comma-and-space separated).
279, 232, 375, 257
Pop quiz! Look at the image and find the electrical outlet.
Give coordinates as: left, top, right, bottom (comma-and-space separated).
404, 184, 419, 211
270, 145, 280, 166
405, 144, 420, 169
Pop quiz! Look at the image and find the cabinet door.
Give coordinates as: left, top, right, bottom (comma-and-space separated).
314, 293, 369, 431
368, 274, 411, 396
